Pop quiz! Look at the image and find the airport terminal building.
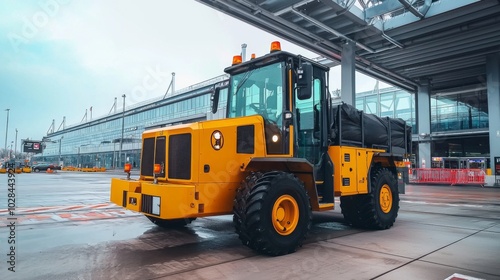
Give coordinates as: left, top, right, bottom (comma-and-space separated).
38, 75, 229, 169
37, 73, 492, 171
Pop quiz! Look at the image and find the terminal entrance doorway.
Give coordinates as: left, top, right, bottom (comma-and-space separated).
431, 157, 487, 170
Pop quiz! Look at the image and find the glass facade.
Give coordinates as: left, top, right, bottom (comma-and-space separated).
36, 75, 229, 169
429, 90, 490, 167
352, 87, 417, 134
36, 73, 490, 170
431, 91, 489, 132
335, 87, 490, 167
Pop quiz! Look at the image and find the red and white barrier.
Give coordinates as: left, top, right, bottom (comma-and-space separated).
409, 168, 485, 186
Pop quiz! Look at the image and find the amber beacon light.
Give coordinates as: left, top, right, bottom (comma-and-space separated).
124, 163, 131, 172
124, 163, 132, 180
153, 163, 162, 184
270, 41, 281, 52
232, 55, 243, 65
153, 164, 162, 174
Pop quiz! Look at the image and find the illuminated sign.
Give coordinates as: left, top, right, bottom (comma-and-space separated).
23, 141, 43, 154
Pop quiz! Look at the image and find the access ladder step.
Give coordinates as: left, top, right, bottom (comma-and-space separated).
318, 203, 334, 211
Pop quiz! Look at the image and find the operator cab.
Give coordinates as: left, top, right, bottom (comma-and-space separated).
214, 41, 330, 165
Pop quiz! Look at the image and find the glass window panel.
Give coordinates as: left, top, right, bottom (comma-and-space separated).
365, 96, 378, 114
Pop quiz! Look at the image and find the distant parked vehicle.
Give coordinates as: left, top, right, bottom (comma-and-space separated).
32, 163, 55, 172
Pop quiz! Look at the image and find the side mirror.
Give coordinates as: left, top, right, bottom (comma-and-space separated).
211, 87, 220, 114
297, 62, 312, 100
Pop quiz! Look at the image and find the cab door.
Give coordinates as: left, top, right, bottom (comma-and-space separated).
295, 70, 325, 165
294, 66, 334, 203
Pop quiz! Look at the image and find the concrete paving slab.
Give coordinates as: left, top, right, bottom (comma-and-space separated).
376, 259, 499, 280
401, 202, 500, 220
3, 173, 499, 279
398, 210, 499, 231
161, 241, 412, 280
323, 221, 478, 260
485, 223, 500, 233
421, 230, 500, 277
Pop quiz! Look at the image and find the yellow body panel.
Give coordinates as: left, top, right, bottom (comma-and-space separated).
197, 116, 267, 184
126, 192, 142, 212
110, 115, 286, 219
141, 182, 198, 218
110, 178, 141, 205
394, 160, 406, 168
328, 146, 384, 196
111, 115, 404, 218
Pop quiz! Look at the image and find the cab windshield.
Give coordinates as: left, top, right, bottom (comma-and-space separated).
228, 62, 284, 123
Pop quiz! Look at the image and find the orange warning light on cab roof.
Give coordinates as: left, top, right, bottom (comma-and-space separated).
232, 55, 243, 65
270, 41, 281, 53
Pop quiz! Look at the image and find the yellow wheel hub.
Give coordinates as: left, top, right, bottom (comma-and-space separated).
272, 195, 299, 236
379, 184, 393, 213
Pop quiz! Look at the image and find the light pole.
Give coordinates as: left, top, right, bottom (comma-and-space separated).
9, 141, 13, 159
4, 108, 9, 152
119, 94, 126, 168
15, 129, 18, 155
58, 136, 64, 165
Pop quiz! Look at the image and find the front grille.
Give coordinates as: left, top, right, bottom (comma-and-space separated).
237, 125, 254, 154
140, 136, 166, 177
168, 133, 191, 179
155, 136, 166, 177
141, 194, 153, 214
122, 191, 127, 207
141, 137, 155, 176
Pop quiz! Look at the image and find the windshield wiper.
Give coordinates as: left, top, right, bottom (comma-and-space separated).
234, 69, 255, 96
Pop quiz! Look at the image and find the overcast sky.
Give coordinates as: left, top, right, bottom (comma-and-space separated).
0, 0, 385, 151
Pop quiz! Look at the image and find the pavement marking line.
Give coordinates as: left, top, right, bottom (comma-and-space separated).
401, 200, 484, 208
23, 207, 60, 212
0, 205, 60, 214
0, 208, 142, 226
25, 214, 52, 220
444, 273, 485, 280
51, 215, 68, 222
58, 213, 72, 218
89, 203, 112, 208
64, 205, 85, 210
0, 202, 120, 215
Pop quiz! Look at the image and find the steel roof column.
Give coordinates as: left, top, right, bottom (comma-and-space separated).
416, 79, 431, 168
487, 53, 500, 174
341, 41, 356, 105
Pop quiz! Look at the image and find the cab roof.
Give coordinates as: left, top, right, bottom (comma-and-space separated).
223, 50, 329, 76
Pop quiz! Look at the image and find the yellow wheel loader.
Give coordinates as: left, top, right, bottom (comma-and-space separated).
110, 41, 411, 256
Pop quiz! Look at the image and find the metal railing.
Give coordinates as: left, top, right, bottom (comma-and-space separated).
409, 168, 485, 186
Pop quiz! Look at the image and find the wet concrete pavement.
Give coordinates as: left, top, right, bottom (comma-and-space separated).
0, 171, 499, 280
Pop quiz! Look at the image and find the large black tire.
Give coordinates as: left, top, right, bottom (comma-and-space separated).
146, 215, 195, 228
340, 167, 399, 230
233, 171, 312, 256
